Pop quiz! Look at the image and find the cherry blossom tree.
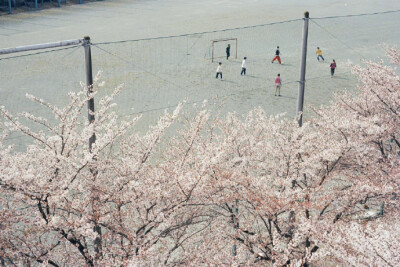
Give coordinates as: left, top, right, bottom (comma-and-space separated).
156, 49, 400, 266
1, 49, 399, 266
0, 74, 210, 266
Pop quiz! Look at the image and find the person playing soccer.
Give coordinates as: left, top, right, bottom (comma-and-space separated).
240, 57, 247, 75
226, 44, 231, 60
272, 46, 281, 64
330, 59, 336, 77
216, 62, 222, 79
275, 73, 282, 96
316, 47, 325, 61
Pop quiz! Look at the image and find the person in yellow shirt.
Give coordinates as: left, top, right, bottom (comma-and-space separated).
316, 47, 324, 62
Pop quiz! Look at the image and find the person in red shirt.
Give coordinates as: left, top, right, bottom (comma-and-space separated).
330, 59, 336, 77
275, 73, 282, 96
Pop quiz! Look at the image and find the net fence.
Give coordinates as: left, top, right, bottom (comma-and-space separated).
1, 10, 400, 149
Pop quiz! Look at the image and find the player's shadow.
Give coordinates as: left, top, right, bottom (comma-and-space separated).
244, 75, 258, 78
332, 76, 348, 80
280, 63, 292, 66
222, 80, 236, 84
276, 95, 296, 100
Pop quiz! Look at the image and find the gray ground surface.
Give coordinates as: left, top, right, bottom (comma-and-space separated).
1, 0, 399, 44
1, 0, 400, 149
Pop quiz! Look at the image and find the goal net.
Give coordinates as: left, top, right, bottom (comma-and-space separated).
211, 38, 237, 62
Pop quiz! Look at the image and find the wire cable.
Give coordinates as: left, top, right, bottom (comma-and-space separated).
61, 44, 82, 58
311, 9, 400, 20
310, 19, 366, 60
91, 44, 204, 100
93, 18, 303, 46
92, 9, 400, 47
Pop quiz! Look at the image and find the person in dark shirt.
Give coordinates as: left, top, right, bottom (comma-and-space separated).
226, 44, 231, 60
330, 59, 336, 77
272, 46, 281, 64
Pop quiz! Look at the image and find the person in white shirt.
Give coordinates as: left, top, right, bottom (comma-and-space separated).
240, 57, 247, 75
216, 62, 222, 79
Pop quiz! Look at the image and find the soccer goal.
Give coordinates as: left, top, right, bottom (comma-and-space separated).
211, 38, 237, 62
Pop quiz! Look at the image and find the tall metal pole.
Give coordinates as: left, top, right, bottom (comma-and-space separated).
296, 11, 309, 127
83, 36, 102, 260
212, 41, 215, 63
35, 0, 38, 10
83, 36, 96, 151
8, 0, 12, 14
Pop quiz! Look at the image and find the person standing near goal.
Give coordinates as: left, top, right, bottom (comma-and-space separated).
216, 62, 223, 80
240, 57, 247, 75
226, 44, 231, 60
275, 73, 282, 96
272, 46, 281, 64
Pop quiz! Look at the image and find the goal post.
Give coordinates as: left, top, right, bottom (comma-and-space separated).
211, 38, 237, 62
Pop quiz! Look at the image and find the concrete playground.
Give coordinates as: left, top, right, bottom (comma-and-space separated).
1, 0, 400, 148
